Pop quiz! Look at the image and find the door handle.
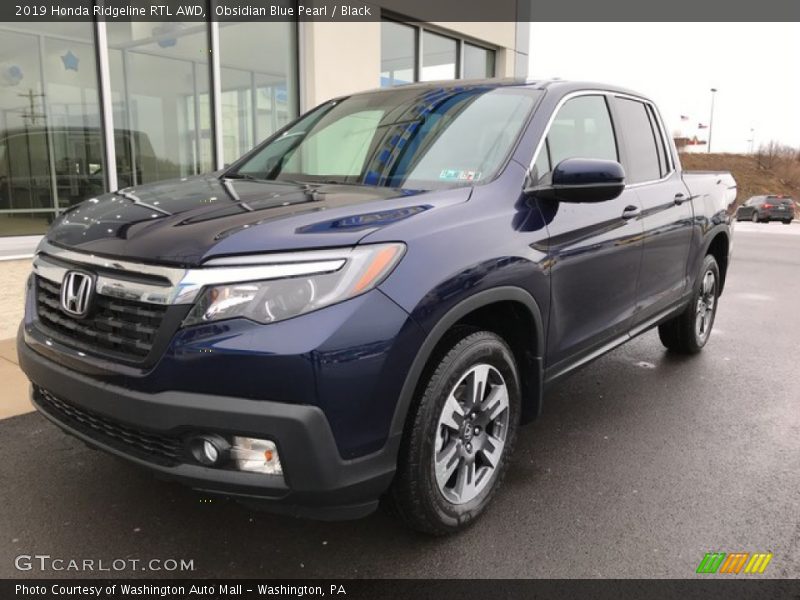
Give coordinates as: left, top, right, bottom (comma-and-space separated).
674, 193, 690, 205
621, 205, 641, 220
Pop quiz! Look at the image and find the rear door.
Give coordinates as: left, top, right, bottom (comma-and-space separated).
535, 93, 644, 375
611, 96, 694, 327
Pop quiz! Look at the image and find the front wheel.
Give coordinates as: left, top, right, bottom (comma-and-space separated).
783, 220, 792, 225
658, 254, 720, 354
387, 329, 521, 535
751, 212, 760, 223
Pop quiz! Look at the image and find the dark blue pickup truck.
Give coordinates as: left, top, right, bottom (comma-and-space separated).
17, 79, 736, 534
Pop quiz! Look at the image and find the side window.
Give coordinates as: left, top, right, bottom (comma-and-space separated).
646, 104, 670, 177
546, 95, 617, 169
615, 98, 661, 183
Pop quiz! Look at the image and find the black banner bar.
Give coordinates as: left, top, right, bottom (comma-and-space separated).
4, 579, 800, 600
2, 0, 800, 22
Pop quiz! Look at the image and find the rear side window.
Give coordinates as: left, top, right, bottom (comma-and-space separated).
646, 104, 671, 177
545, 95, 618, 170
615, 97, 661, 184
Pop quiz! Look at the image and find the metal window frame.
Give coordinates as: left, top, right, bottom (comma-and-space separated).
91, 2, 300, 188
93, 16, 118, 193
463, 41, 497, 78
377, 17, 419, 85
418, 26, 461, 82
208, 16, 224, 170
380, 15, 496, 83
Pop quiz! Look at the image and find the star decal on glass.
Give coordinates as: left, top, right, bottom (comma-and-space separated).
61, 51, 79, 72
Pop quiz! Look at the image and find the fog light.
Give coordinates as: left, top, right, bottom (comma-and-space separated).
231, 437, 282, 475
189, 434, 230, 466
202, 440, 219, 463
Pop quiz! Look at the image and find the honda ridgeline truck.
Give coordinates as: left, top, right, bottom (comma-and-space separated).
18, 80, 736, 534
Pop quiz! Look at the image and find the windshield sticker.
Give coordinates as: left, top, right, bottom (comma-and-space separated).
439, 169, 481, 182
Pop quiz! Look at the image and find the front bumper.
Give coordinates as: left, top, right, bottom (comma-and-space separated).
18, 336, 399, 520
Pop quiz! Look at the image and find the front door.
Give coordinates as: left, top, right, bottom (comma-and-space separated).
533, 94, 644, 374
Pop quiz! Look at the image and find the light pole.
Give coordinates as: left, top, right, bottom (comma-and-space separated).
748, 128, 755, 154
708, 88, 717, 153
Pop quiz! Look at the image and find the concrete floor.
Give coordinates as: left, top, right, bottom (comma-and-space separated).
0, 259, 30, 340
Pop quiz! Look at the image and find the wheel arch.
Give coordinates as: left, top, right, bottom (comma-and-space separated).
704, 229, 731, 294
389, 287, 546, 442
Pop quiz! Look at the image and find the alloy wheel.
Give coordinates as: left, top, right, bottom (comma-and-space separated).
434, 363, 510, 505
695, 269, 717, 343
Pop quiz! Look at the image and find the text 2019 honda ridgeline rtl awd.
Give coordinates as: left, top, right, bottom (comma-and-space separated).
18, 80, 735, 534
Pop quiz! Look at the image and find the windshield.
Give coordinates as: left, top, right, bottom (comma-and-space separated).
229, 86, 541, 190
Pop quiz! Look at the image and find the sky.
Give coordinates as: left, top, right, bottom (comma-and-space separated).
529, 23, 800, 153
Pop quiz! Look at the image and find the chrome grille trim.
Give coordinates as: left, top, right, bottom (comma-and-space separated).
33, 240, 347, 305
36, 276, 168, 361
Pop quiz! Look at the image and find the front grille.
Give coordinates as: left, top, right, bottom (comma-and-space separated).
36, 387, 183, 467
35, 276, 168, 363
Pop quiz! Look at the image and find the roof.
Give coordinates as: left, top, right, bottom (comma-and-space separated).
350, 77, 653, 103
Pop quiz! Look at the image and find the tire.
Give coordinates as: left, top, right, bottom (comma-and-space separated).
387, 328, 521, 535
658, 254, 720, 354
783, 220, 792, 225
751, 212, 759, 223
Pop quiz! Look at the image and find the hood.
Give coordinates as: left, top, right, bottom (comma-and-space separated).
45, 175, 470, 266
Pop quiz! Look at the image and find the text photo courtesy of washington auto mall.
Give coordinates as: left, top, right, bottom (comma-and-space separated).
0, 1, 799, 598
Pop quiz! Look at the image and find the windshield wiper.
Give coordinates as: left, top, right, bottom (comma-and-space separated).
222, 172, 259, 181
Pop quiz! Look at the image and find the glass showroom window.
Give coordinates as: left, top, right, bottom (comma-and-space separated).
106, 22, 212, 187
463, 43, 495, 78
380, 21, 496, 87
421, 31, 458, 81
218, 22, 298, 166
0, 22, 103, 236
381, 21, 416, 87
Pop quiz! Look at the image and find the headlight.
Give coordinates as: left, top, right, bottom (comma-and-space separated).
182, 243, 405, 326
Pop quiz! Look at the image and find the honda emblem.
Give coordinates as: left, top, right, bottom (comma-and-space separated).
60, 271, 95, 318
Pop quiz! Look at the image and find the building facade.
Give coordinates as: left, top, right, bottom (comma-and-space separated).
0, 11, 528, 239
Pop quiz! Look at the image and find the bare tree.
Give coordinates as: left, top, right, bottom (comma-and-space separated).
756, 141, 782, 169
775, 159, 800, 189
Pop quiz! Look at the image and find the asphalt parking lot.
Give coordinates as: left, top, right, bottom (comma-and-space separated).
1, 221, 798, 579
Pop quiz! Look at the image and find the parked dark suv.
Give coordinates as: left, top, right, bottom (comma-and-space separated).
736, 195, 795, 224
18, 80, 736, 534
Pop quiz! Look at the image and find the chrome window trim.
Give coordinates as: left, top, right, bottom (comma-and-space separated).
527, 89, 616, 183
526, 89, 677, 189
612, 93, 676, 188
32, 240, 347, 306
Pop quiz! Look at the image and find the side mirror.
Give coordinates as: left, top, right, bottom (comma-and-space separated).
525, 158, 626, 203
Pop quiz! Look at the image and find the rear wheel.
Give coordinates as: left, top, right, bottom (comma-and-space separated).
751, 212, 759, 223
783, 220, 792, 225
387, 328, 521, 535
658, 254, 720, 354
